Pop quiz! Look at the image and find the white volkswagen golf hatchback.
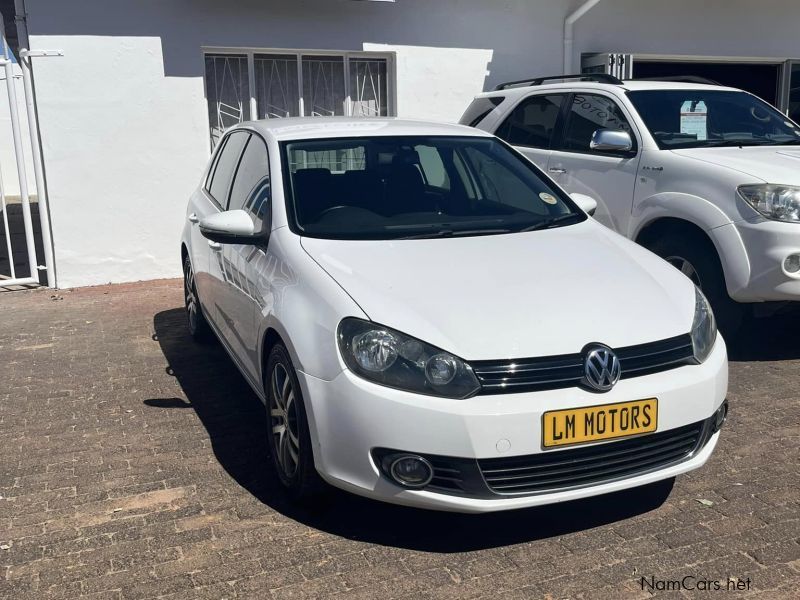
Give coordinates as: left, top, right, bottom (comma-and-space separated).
181, 117, 728, 512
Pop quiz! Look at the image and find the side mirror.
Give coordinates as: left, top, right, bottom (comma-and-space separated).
570, 193, 598, 216
199, 210, 261, 245
590, 129, 633, 153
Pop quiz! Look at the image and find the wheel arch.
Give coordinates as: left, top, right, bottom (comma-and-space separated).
634, 216, 750, 297
258, 322, 310, 390
632, 190, 750, 296
635, 217, 712, 250
260, 327, 285, 386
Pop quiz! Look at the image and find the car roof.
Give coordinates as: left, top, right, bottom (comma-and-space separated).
477, 79, 741, 99
238, 117, 494, 141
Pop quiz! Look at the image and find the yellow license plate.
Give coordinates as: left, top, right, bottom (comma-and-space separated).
542, 398, 658, 448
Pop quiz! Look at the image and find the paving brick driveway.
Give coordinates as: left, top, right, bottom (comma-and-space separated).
1, 279, 798, 599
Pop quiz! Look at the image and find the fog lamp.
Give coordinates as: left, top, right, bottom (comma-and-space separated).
713, 400, 729, 433
389, 455, 433, 488
784, 254, 800, 274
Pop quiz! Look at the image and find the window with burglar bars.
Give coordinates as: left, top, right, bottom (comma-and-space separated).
204, 51, 393, 148
204, 54, 249, 148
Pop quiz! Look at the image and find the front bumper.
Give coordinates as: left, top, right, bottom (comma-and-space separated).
297, 338, 728, 513
721, 218, 800, 302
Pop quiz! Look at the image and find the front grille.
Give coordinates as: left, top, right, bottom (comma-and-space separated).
478, 420, 706, 495
471, 334, 694, 394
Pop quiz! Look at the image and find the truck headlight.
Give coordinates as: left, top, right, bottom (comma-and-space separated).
738, 184, 800, 222
691, 287, 717, 363
338, 318, 480, 399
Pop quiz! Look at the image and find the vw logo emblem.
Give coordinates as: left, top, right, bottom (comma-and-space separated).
583, 345, 621, 392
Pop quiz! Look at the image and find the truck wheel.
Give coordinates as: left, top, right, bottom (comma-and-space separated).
645, 236, 745, 336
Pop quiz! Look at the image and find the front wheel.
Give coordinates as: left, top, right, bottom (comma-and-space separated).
644, 235, 746, 336
266, 343, 325, 502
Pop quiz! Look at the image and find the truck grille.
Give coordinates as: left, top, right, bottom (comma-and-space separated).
471, 334, 694, 394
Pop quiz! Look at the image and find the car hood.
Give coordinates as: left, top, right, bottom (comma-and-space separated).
671, 146, 800, 183
300, 220, 696, 360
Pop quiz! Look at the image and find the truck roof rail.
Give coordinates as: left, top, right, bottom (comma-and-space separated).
634, 75, 721, 85
493, 73, 623, 91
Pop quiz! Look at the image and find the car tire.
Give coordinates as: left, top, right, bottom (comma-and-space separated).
266, 343, 325, 503
183, 255, 213, 343
644, 235, 745, 336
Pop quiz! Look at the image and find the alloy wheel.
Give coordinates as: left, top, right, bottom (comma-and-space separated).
270, 363, 300, 479
184, 262, 199, 333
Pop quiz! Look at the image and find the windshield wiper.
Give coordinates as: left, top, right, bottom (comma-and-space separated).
765, 139, 800, 146
399, 228, 512, 240
703, 139, 774, 148
517, 213, 582, 232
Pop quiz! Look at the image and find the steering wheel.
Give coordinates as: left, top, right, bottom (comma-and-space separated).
315, 205, 350, 220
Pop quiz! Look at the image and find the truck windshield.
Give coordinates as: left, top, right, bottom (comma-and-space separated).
627, 90, 800, 150
281, 135, 584, 240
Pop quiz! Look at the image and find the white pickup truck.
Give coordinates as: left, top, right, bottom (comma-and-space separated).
463, 74, 800, 332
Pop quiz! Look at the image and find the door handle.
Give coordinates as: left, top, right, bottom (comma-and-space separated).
188, 213, 199, 223
208, 241, 222, 251
548, 167, 567, 174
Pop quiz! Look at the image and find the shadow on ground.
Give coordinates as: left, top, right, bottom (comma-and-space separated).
725, 309, 800, 361
149, 307, 682, 552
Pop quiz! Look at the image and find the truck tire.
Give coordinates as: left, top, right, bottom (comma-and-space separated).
644, 235, 745, 336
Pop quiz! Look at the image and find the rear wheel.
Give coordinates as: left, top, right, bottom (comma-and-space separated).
183, 255, 212, 342
266, 343, 324, 502
644, 235, 745, 336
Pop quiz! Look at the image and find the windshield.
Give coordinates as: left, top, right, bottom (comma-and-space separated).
627, 90, 800, 150
281, 135, 584, 240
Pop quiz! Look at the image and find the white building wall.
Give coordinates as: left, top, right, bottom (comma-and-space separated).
24, 0, 571, 288
574, 0, 800, 64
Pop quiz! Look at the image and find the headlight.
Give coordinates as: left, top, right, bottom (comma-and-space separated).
691, 287, 717, 363
338, 318, 480, 399
738, 184, 800, 222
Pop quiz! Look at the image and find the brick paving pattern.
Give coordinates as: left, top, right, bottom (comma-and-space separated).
0, 279, 798, 599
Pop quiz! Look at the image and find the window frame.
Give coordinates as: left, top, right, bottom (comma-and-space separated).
204, 134, 229, 197
203, 47, 397, 149
205, 130, 251, 209
227, 131, 272, 225
494, 92, 568, 150
552, 92, 640, 158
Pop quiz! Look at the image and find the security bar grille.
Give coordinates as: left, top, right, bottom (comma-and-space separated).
254, 54, 299, 119
204, 50, 393, 148
349, 58, 387, 117
302, 56, 346, 117
204, 54, 249, 148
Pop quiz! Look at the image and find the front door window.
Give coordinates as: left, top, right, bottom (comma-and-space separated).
559, 94, 635, 154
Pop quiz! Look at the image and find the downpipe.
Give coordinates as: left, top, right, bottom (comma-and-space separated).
564, 0, 602, 73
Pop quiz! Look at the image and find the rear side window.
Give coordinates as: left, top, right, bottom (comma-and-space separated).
228, 135, 271, 227
559, 94, 635, 153
495, 94, 564, 149
208, 131, 249, 206
459, 96, 505, 127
